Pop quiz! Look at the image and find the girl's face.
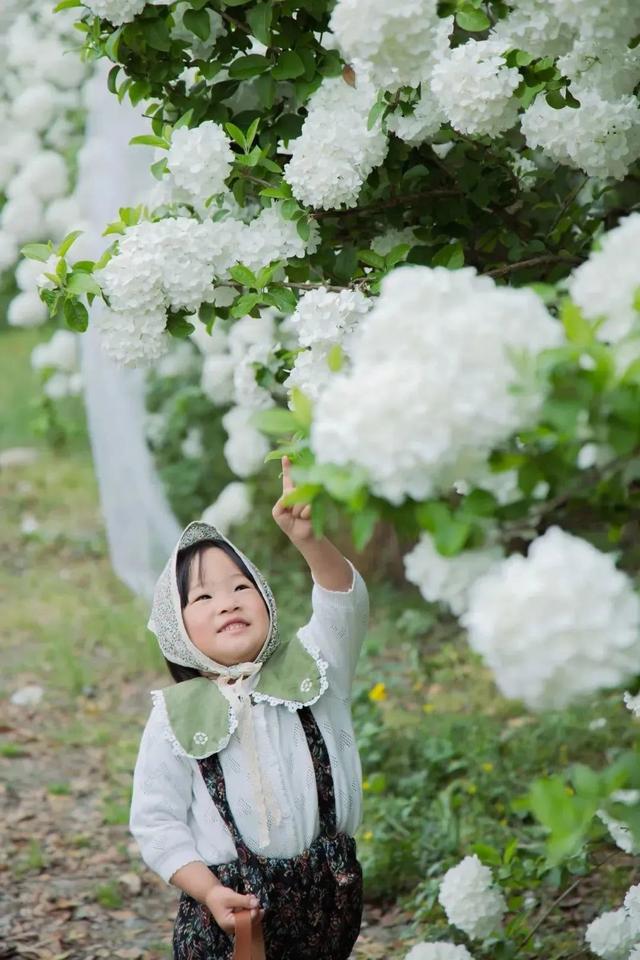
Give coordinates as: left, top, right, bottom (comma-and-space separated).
182, 546, 270, 667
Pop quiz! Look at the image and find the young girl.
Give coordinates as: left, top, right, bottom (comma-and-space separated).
130, 457, 370, 959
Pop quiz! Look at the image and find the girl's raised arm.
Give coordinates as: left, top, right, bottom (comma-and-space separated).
272, 456, 353, 592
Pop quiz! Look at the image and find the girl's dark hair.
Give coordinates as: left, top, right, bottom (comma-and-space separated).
165, 538, 263, 684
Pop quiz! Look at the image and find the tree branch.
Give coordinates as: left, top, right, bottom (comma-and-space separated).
310, 189, 459, 221
487, 254, 581, 278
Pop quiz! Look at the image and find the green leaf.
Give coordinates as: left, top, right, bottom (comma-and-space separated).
561, 299, 593, 346
271, 51, 305, 81
67, 272, 102, 296
351, 506, 378, 552
129, 134, 169, 149
183, 7, 210, 41
265, 286, 297, 313
296, 218, 310, 242
456, 8, 491, 31
231, 292, 261, 317
246, 2, 273, 45
20, 243, 52, 263
57, 231, 84, 258
367, 95, 386, 131
104, 27, 122, 60
151, 157, 169, 180
252, 407, 298, 436
280, 198, 301, 220
225, 122, 246, 149
228, 54, 271, 80
199, 302, 216, 328
327, 343, 344, 372
290, 387, 312, 429
174, 108, 194, 130
63, 298, 89, 333
358, 249, 385, 270
166, 313, 196, 338
432, 241, 464, 269
229, 263, 257, 287
245, 117, 260, 150
54, 0, 82, 9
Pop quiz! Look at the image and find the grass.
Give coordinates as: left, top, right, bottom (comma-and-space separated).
1, 325, 638, 959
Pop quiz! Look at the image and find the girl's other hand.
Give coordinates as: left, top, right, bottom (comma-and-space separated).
205, 885, 264, 935
272, 456, 315, 545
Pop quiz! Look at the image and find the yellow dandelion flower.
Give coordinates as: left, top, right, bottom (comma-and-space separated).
362, 780, 370, 791
481, 762, 494, 773
368, 682, 387, 703
362, 830, 374, 841
422, 703, 435, 714
466, 783, 477, 795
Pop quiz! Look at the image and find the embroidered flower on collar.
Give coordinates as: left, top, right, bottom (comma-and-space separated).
300, 677, 313, 693
193, 731, 209, 745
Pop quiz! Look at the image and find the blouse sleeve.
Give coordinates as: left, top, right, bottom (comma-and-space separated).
129, 702, 205, 885
300, 558, 369, 698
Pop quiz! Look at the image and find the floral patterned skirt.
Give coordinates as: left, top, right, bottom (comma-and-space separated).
172, 706, 363, 959
172, 832, 363, 960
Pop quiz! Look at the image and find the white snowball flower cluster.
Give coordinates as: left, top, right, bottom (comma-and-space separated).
585, 909, 636, 960
585, 883, 640, 960
200, 312, 277, 411
311, 266, 561, 504
155, 339, 199, 379
83, 0, 166, 27
404, 534, 504, 617
491, 0, 574, 59
30, 329, 83, 400
438, 855, 506, 940
431, 40, 521, 138
284, 76, 388, 210
201, 482, 253, 535
284, 287, 371, 403
548, 0, 640, 47
287, 288, 370, 348
624, 691, 640, 717
181, 427, 204, 460
329, 0, 451, 92
241, 204, 320, 271
96, 216, 258, 366
221, 405, 270, 478
405, 944, 474, 960
521, 92, 640, 181
167, 122, 234, 207
386, 86, 445, 146
0, 6, 90, 323
568, 214, 640, 343
557, 39, 640, 100
462, 526, 640, 711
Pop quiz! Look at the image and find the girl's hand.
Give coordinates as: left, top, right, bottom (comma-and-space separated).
272, 456, 315, 545
205, 884, 264, 935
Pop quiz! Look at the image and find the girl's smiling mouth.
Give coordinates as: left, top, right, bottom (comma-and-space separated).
217, 619, 249, 634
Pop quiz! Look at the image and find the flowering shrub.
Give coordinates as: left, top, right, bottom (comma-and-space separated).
15, 2, 640, 952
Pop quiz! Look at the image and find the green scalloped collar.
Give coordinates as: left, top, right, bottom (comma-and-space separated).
153, 631, 328, 759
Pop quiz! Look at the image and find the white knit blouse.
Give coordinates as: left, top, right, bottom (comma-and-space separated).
129, 562, 369, 885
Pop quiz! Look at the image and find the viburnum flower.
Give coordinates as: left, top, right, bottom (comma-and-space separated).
404, 534, 504, 617
311, 266, 561, 504
386, 84, 445, 146
624, 691, 640, 717
462, 526, 640, 710
167, 121, 234, 206
31, 330, 78, 373
584, 909, 635, 960
221, 406, 270, 477
405, 944, 474, 960
93, 305, 171, 368
567, 214, 640, 342
83, 0, 167, 27
284, 75, 388, 210
201, 482, 253, 535
521, 91, 640, 180
438, 855, 506, 940
329, 0, 451, 91
7, 291, 48, 328
491, 0, 575, 58
287, 288, 370, 348
431, 40, 521, 138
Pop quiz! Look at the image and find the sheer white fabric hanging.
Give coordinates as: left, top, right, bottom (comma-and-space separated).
76, 63, 181, 602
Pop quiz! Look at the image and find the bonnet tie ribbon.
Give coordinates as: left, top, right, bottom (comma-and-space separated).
207, 665, 283, 849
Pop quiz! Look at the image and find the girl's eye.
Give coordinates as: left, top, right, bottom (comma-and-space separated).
196, 594, 210, 601
235, 584, 248, 591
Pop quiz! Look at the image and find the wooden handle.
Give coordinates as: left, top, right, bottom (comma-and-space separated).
232, 910, 265, 960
